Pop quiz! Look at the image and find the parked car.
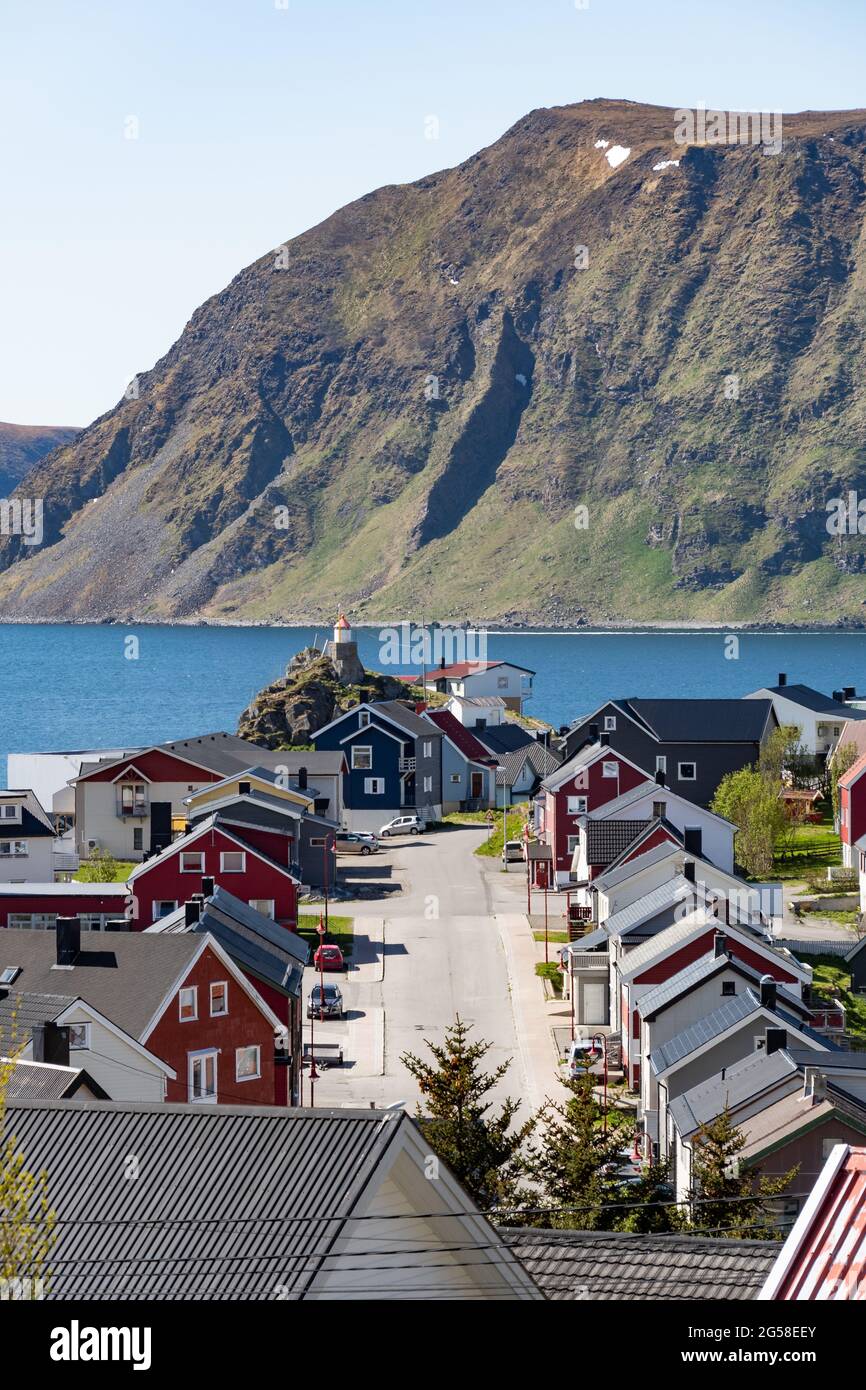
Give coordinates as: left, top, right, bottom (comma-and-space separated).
567, 1037, 602, 1078
379, 814, 426, 837
314, 943, 345, 972
307, 983, 345, 1020
336, 832, 378, 855
502, 839, 524, 864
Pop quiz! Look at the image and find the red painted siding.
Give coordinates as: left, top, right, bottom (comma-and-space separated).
225, 823, 294, 866
145, 943, 278, 1106
548, 753, 649, 873
0, 890, 128, 928
633, 929, 799, 986
130, 825, 297, 928
80, 750, 224, 784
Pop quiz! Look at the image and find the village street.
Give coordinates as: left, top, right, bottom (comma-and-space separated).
308, 826, 566, 1116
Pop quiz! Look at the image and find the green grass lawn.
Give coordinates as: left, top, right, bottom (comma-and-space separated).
535, 961, 563, 996
296, 913, 354, 958
772, 809, 843, 881
74, 861, 136, 882
810, 957, 866, 1041
534, 931, 570, 944
475, 804, 530, 858
801, 908, 859, 927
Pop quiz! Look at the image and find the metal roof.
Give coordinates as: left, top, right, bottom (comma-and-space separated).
668, 1048, 799, 1139
593, 839, 682, 891
618, 698, 774, 744
503, 1229, 780, 1301
638, 950, 810, 1023
3, 1101, 407, 1299
149, 887, 309, 997
759, 1145, 866, 1300
2, 1059, 96, 1101
0, 882, 128, 898
602, 875, 694, 941
759, 684, 865, 716
649, 988, 828, 1075
0, 989, 77, 1051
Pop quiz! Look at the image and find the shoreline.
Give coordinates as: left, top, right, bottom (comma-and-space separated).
2, 616, 866, 636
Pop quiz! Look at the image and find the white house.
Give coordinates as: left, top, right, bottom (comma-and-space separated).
744, 676, 866, 757
0, 790, 57, 882
425, 661, 534, 713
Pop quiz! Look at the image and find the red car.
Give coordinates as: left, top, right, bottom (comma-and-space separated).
314, 943, 345, 972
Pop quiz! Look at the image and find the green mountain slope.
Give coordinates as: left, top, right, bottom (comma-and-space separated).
4, 98, 866, 626
0, 422, 80, 497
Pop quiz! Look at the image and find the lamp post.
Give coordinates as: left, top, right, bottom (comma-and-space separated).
591, 1033, 609, 1133
322, 831, 335, 935
543, 873, 549, 965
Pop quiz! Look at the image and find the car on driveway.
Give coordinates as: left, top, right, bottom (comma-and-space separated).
336, 832, 378, 855
314, 942, 345, 972
379, 814, 426, 837
501, 839, 524, 864
566, 1037, 602, 1078
307, 983, 345, 1020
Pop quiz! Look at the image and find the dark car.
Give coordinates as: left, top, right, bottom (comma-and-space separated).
307, 983, 345, 1020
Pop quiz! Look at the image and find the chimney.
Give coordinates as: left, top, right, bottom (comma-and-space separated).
298, 766, 308, 790
104, 918, 131, 932
439, 657, 446, 669
844, 687, 856, 701
803, 1067, 827, 1103
31, 1021, 70, 1067
683, 859, 696, 884
238, 780, 251, 797
833, 690, 844, 703
599, 732, 610, 747
713, 929, 727, 959
760, 975, 777, 1011
683, 827, 702, 858
55, 916, 81, 967
589, 722, 599, 741
765, 1026, 788, 1056
201, 875, 215, 898
185, 900, 202, 926
655, 769, 666, 787
778, 672, 787, 687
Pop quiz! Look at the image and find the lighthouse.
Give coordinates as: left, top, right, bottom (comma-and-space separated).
324, 609, 365, 684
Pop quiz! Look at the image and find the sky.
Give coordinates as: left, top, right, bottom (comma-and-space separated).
3, 0, 866, 426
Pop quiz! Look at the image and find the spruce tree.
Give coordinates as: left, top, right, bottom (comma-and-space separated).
519, 1074, 630, 1230
688, 1106, 797, 1239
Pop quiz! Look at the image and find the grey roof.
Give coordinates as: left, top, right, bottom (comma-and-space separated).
586, 819, 652, 866
668, 1048, 799, 1139
3, 1101, 410, 1300
240, 750, 347, 775
473, 724, 536, 756
638, 951, 810, 1022
759, 684, 866, 716
649, 988, 828, 1076
602, 875, 694, 941
619, 911, 720, 979
0, 989, 77, 1051
503, 1229, 779, 1301
618, 698, 775, 744
593, 839, 682, 892
151, 888, 308, 997
2, 1059, 102, 1102
0, 930, 202, 1039
368, 700, 443, 739
786, 1046, 866, 1071
159, 732, 286, 776
496, 741, 561, 788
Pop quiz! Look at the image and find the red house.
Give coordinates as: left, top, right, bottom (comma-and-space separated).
537, 740, 655, 886
839, 753, 866, 868
0, 881, 129, 930
129, 815, 299, 929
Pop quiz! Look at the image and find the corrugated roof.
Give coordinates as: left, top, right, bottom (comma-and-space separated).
503, 1229, 779, 1301
593, 839, 682, 891
649, 988, 828, 1075
602, 875, 694, 941
639, 951, 810, 1023
149, 887, 309, 997
668, 1048, 799, 1139
3, 1101, 406, 1299
2, 1059, 90, 1101
760, 1145, 866, 1300
619, 910, 717, 979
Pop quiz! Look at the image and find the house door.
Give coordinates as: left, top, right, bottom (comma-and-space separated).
582, 982, 608, 1026
470, 772, 483, 800
188, 1051, 218, 1103
150, 801, 172, 854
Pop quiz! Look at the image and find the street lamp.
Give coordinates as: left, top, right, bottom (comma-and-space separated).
591, 1033, 609, 1134
322, 831, 335, 934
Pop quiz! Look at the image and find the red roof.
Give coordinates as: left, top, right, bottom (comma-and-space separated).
335, 613, 351, 630
427, 661, 504, 680
425, 711, 496, 765
761, 1145, 866, 1300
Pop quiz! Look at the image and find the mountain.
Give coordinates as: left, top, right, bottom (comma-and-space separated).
0, 422, 80, 497
4, 98, 866, 627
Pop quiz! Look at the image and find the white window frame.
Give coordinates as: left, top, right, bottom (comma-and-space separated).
601, 761, 619, 779
152, 900, 178, 920
422, 740, 433, 759
566, 834, 580, 854
0, 840, 28, 857
220, 850, 246, 873
179, 986, 198, 1022
67, 1022, 91, 1050
655, 755, 667, 774
678, 761, 697, 782
0, 804, 22, 822
7, 913, 55, 930
236, 1045, 261, 1082
210, 981, 229, 1017
364, 777, 385, 795
351, 745, 373, 771
188, 1049, 218, 1104
567, 795, 587, 814
248, 898, 275, 918
180, 851, 205, 873
359, 710, 371, 728
450, 772, 461, 784
603, 715, 617, 732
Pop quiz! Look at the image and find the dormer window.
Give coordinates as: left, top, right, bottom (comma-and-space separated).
359, 710, 370, 728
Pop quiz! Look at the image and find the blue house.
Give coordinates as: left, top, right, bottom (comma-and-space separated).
312, 701, 443, 832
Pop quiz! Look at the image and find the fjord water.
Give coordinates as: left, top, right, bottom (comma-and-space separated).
3, 623, 866, 782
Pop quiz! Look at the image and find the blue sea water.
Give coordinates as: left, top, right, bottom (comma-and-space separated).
2, 623, 866, 784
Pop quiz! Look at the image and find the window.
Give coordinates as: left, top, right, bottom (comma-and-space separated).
604, 715, 617, 732
119, 782, 147, 814
210, 981, 228, 1016
423, 775, 433, 793
567, 835, 580, 854
602, 761, 618, 779
7, 913, 55, 930
152, 900, 178, 920
422, 740, 432, 758
567, 795, 587, 814
497, 675, 509, 689
359, 710, 370, 728
309, 837, 326, 847
133, 828, 143, 851
236, 1045, 261, 1081
364, 777, 384, 795
179, 986, 198, 1022
248, 898, 275, 918
822, 1135, 843, 1159
450, 772, 461, 784
220, 851, 246, 872
181, 851, 205, 873
678, 762, 697, 781
68, 1022, 90, 1050
721, 981, 736, 997
0, 804, 21, 821
351, 745, 372, 770
655, 756, 667, 774
0, 841, 27, 857
189, 1051, 218, 1103
0, 966, 21, 986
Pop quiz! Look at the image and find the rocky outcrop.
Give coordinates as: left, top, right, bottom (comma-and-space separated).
237, 648, 412, 748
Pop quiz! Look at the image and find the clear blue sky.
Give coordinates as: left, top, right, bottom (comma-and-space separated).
3, 0, 865, 426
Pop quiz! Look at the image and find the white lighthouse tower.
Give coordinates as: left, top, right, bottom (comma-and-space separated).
324, 610, 365, 684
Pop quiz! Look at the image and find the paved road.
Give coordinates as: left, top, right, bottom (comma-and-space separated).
306, 826, 557, 1114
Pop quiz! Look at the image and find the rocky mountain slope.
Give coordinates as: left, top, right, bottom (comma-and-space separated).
0, 422, 80, 497
5, 98, 866, 626
237, 647, 414, 747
